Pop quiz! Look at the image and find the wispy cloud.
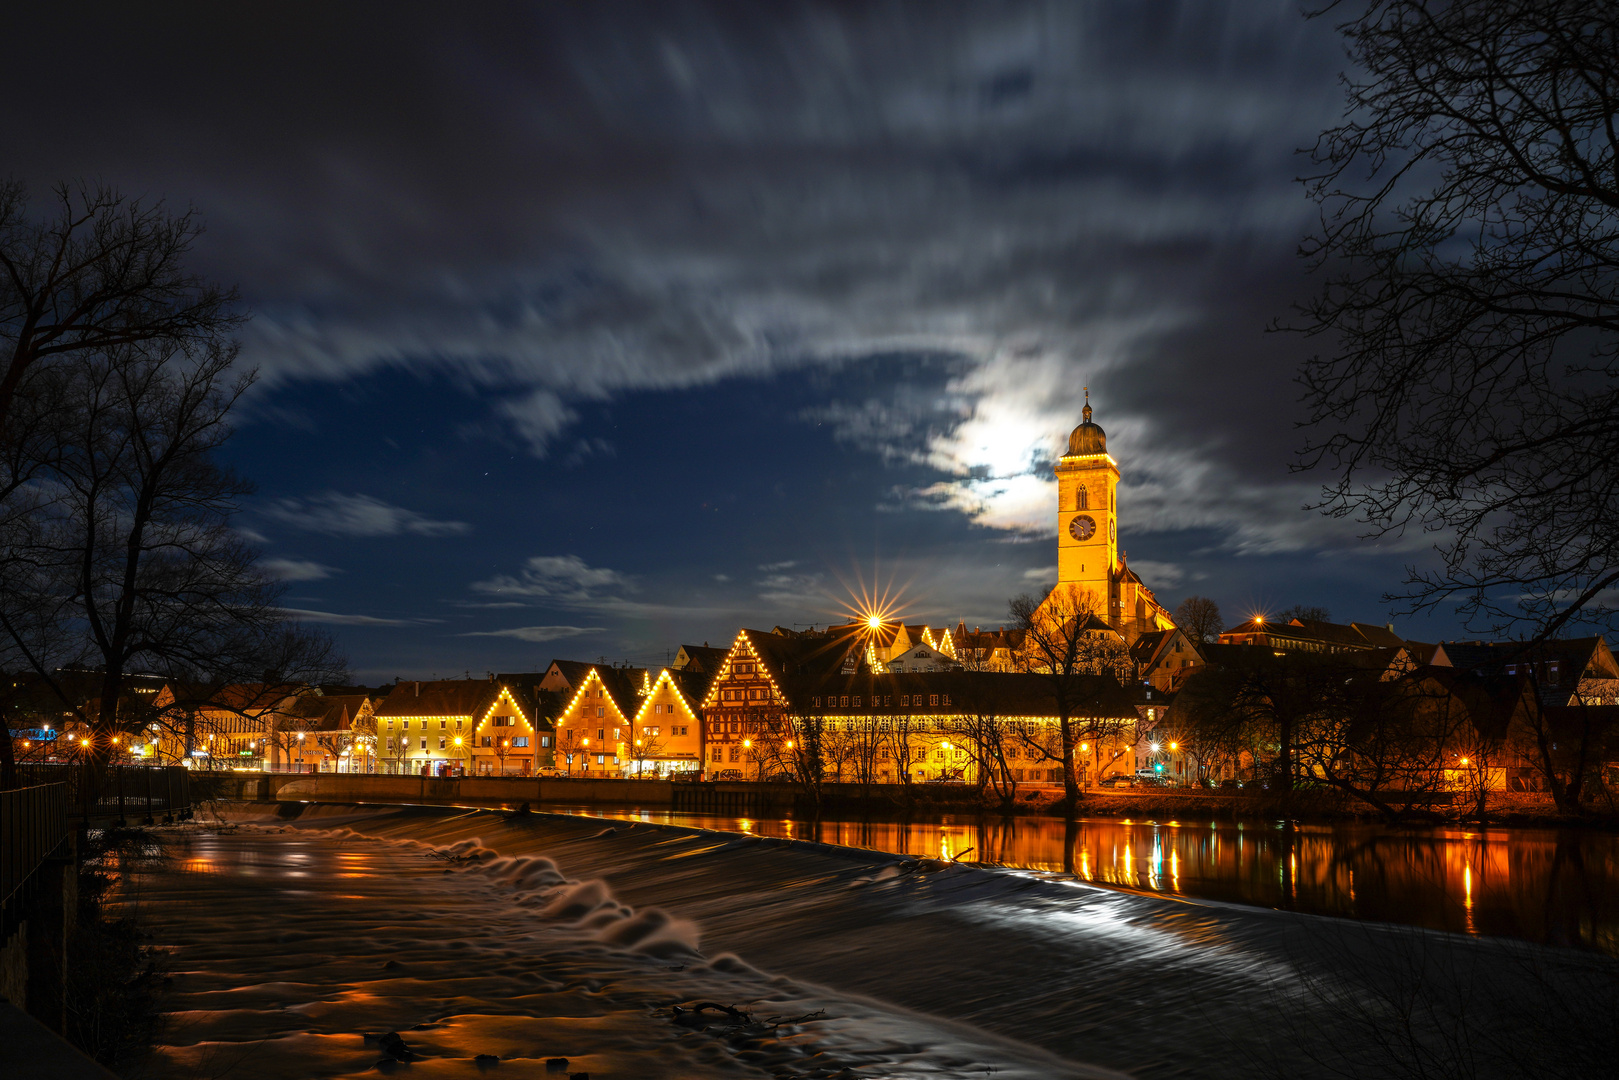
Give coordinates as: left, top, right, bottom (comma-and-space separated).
471, 555, 629, 605
280, 608, 418, 627
460, 625, 607, 643
262, 493, 471, 538
261, 557, 339, 582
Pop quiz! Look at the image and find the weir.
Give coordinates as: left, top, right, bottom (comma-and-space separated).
207, 772, 800, 815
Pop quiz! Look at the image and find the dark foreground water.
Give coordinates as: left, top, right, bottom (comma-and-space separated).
546, 806, 1619, 955
128, 804, 1619, 1080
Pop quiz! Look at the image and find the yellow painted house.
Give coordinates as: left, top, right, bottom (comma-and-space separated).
468, 684, 544, 776
374, 678, 543, 776
627, 668, 708, 776
552, 665, 642, 776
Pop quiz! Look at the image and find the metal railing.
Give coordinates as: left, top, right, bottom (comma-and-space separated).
11, 764, 191, 823
1, 782, 68, 908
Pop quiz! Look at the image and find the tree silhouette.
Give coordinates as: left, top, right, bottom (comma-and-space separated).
1293, 2, 1619, 641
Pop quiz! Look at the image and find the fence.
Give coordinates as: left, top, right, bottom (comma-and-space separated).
0, 783, 68, 909
12, 764, 191, 824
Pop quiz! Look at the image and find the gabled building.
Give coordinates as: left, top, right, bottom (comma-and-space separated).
626, 668, 710, 776
271, 693, 375, 773
821, 621, 961, 672
553, 664, 646, 776
1219, 616, 1410, 655
1131, 627, 1206, 691
673, 644, 730, 675
374, 678, 542, 776
1430, 638, 1619, 708
949, 624, 1026, 671
151, 682, 307, 768
496, 672, 561, 770
698, 626, 1142, 785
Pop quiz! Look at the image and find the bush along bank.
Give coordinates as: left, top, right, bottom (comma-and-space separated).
67, 826, 169, 1072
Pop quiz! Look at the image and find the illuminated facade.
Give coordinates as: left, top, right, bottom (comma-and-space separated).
374, 678, 545, 776
270, 693, 376, 773
697, 627, 1141, 785
1047, 391, 1175, 643
468, 685, 545, 776
553, 665, 639, 776
151, 682, 304, 768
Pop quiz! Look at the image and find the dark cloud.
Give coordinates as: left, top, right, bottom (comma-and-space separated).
3, 2, 1457, 671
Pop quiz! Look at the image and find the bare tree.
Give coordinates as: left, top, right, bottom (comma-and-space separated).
0, 341, 344, 776
1009, 587, 1133, 807
1176, 649, 1358, 795
1510, 653, 1618, 813
1293, 2, 1619, 641
1276, 604, 1333, 625
1173, 595, 1225, 642
948, 708, 1019, 809
0, 181, 239, 443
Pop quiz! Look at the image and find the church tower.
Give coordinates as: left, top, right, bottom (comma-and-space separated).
1054, 389, 1118, 622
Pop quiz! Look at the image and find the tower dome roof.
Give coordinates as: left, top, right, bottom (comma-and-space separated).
1066, 391, 1106, 456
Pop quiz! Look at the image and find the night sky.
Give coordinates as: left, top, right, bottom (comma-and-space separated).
4, 3, 1465, 681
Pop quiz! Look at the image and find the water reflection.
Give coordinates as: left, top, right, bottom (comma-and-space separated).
555, 805, 1619, 956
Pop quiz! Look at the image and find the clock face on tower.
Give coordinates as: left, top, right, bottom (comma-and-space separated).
1069, 514, 1096, 541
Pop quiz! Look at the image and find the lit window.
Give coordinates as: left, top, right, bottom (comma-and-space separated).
513, 737, 528, 748
541, 736, 551, 747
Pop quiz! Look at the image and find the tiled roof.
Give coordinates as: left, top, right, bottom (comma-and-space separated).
288, 693, 369, 731
593, 666, 648, 717
1131, 629, 1169, 664
666, 668, 715, 708
545, 660, 598, 690
374, 678, 503, 719
164, 682, 306, 712
675, 646, 730, 674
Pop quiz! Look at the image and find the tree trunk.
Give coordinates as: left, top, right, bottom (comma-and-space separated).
1059, 713, 1079, 811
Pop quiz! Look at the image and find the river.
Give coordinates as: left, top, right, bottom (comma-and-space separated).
547, 805, 1619, 955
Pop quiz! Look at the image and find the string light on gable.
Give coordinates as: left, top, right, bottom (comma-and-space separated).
699, 630, 795, 711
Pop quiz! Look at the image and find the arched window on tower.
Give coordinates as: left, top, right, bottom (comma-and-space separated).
1077, 484, 1088, 510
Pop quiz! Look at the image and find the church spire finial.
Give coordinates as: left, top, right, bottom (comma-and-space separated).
1082, 387, 1092, 424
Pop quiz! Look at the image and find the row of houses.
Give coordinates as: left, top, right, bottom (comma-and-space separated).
1133, 614, 1619, 710
11, 613, 1616, 792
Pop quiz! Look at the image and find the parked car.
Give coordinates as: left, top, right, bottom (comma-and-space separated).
710, 769, 744, 782
1098, 775, 1136, 788
1218, 778, 1242, 791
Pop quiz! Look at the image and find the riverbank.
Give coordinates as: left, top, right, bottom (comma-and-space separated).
121, 801, 1619, 1080
190, 770, 1619, 831
805, 783, 1619, 829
